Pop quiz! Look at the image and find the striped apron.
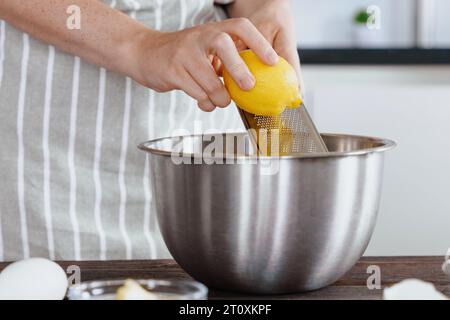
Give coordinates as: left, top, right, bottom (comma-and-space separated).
0, 0, 243, 261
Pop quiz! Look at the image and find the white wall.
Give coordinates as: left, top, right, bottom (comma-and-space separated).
302, 65, 450, 256
291, 0, 416, 48
432, 0, 450, 47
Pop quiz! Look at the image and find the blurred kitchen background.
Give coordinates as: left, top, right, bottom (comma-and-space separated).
289, 0, 450, 256
293, 0, 450, 48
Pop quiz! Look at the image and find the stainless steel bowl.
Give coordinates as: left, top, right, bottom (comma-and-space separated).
139, 133, 395, 294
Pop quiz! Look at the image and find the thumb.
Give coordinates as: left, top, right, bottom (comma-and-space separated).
274, 37, 304, 97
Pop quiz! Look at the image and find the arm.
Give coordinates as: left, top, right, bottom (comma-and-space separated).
0, 0, 147, 81
0, 0, 278, 111
226, 0, 303, 91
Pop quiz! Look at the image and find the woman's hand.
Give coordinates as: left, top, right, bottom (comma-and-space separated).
227, 0, 303, 92
1, 0, 278, 113
130, 19, 279, 112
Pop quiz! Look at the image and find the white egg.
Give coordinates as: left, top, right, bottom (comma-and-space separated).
0, 258, 68, 300
383, 279, 448, 300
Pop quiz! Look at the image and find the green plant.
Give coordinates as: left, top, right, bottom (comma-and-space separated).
354, 9, 370, 25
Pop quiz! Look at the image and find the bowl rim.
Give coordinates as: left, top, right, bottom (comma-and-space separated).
138, 132, 396, 160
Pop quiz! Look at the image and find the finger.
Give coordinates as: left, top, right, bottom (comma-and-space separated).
211, 32, 255, 91
297, 60, 305, 97
211, 55, 223, 76
222, 18, 278, 65
198, 100, 216, 112
186, 59, 231, 108
234, 39, 247, 52
273, 33, 304, 96
178, 71, 216, 112
230, 35, 248, 52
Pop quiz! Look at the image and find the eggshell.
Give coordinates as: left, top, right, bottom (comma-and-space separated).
383, 278, 448, 300
0, 258, 68, 300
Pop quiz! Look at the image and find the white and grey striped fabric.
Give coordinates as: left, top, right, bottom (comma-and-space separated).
0, 0, 243, 261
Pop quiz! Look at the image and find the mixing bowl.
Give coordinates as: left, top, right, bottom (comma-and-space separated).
139, 132, 395, 294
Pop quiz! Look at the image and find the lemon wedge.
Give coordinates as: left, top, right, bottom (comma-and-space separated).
116, 279, 160, 300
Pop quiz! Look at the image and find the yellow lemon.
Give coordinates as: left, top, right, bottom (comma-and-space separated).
223, 49, 302, 116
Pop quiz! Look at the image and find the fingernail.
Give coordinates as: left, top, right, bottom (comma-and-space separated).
266, 51, 279, 65
239, 74, 255, 91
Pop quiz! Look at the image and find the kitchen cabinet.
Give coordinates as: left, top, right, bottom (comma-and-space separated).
303, 65, 450, 256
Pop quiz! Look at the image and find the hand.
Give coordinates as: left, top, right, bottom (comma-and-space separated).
130, 19, 279, 112
231, 0, 303, 93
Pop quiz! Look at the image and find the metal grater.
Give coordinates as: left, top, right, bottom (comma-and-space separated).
238, 103, 328, 156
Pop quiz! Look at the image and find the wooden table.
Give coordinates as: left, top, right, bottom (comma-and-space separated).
1, 257, 449, 299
